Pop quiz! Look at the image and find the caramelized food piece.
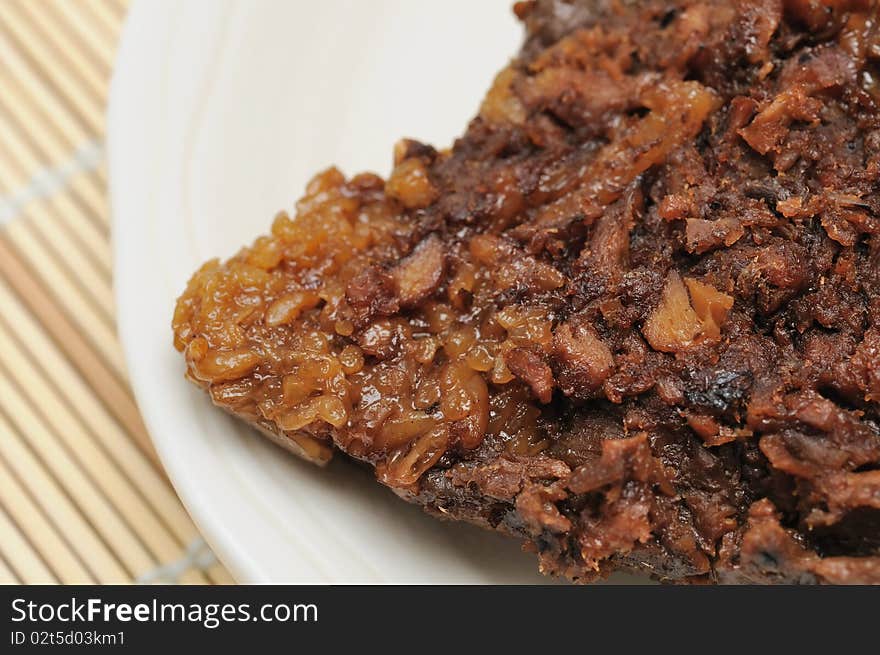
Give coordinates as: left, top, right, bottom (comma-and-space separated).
174, 0, 880, 583
642, 272, 705, 353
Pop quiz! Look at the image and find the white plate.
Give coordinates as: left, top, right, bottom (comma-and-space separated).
109, 0, 639, 584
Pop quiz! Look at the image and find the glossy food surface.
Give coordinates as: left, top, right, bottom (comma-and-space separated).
175, 0, 880, 583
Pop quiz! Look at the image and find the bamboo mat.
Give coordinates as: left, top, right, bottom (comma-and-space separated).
0, 0, 234, 585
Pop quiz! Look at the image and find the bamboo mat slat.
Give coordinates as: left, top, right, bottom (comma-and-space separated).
0, 0, 233, 585
0, 3, 105, 134
0, 109, 113, 267
0, 454, 95, 584
0, 502, 58, 584
0, 410, 133, 584
14, 2, 109, 101
0, 549, 22, 584
0, 323, 211, 585
49, 1, 116, 75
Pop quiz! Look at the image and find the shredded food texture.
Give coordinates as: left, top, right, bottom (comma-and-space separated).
174, 0, 880, 583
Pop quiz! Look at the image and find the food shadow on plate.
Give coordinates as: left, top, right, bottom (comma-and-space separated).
238, 415, 648, 585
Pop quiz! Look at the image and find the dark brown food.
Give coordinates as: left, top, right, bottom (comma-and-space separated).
173, 0, 880, 583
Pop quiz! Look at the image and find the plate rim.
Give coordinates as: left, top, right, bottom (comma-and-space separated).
107, 0, 551, 586
108, 0, 254, 583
